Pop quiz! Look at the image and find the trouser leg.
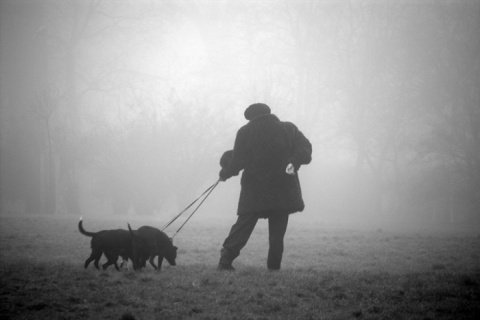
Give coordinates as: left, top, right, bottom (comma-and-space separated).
267, 213, 289, 270
219, 212, 258, 269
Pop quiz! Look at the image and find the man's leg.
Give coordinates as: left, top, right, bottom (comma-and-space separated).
218, 212, 258, 270
267, 213, 289, 270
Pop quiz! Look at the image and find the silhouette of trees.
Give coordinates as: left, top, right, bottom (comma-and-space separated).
1, 0, 478, 223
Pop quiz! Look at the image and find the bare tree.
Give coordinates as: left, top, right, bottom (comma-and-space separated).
30, 89, 61, 214
37, 0, 170, 214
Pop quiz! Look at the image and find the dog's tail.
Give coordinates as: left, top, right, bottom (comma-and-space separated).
127, 223, 138, 238
78, 218, 97, 237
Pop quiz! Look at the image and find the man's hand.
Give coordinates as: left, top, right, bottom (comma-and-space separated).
219, 168, 229, 182
286, 163, 296, 175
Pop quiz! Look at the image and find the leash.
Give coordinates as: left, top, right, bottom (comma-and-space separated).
170, 179, 220, 239
161, 179, 220, 237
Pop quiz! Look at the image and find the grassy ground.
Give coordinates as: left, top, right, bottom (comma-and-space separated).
1, 214, 479, 319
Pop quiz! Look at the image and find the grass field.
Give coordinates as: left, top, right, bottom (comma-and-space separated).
0, 214, 479, 319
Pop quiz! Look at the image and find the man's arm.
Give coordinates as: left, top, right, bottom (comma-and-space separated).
219, 127, 251, 181
288, 124, 312, 172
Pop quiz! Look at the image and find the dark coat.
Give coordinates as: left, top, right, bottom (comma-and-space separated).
221, 114, 312, 217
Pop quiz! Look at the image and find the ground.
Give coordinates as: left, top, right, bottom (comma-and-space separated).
0, 214, 479, 319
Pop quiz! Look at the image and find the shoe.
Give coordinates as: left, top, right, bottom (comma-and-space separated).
217, 248, 236, 271
217, 263, 235, 271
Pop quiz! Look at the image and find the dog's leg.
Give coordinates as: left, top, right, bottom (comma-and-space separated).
95, 249, 104, 269
111, 253, 120, 271
148, 255, 158, 270
85, 243, 103, 269
103, 251, 121, 271
102, 258, 117, 271
94, 256, 102, 269
136, 252, 148, 269
112, 254, 124, 271
86, 248, 102, 269
85, 256, 96, 269
102, 261, 111, 270
157, 256, 164, 271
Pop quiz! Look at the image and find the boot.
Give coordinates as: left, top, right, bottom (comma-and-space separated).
267, 248, 282, 271
217, 248, 236, 271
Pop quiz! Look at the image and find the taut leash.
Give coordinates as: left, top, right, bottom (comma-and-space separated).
161, 179, 220, 235
170, 179, 220, 239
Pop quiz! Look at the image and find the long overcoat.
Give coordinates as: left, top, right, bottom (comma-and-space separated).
221, 114, 312, 217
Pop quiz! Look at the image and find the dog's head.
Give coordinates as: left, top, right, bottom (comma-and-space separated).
165, 245, 178, 266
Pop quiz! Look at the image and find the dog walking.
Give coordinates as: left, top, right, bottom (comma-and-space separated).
217, 103, 312, 271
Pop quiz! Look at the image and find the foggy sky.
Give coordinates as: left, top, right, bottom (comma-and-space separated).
1, 0, 479, 229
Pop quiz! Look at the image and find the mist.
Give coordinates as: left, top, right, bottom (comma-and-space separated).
1, 0, 479, 231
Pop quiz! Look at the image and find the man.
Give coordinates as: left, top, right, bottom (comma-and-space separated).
218, 103, 312, 271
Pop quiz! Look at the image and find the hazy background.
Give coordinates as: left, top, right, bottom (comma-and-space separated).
1, 0, 479, 230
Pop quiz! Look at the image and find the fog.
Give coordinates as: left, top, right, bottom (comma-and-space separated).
1, 0, 479, 231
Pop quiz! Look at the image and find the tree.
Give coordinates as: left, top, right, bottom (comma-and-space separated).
0, 0, 48, 214
30, 89, 61, 214
418, 2, 480, 220
37, 0, 170, 214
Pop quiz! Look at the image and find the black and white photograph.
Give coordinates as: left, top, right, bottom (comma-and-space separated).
1, 0, 479, 319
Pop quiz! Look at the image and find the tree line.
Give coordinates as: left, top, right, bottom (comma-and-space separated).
0, 0, 478, 223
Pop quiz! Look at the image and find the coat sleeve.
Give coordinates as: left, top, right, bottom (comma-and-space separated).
221, 126, 251, 180
287, 123, 312, 171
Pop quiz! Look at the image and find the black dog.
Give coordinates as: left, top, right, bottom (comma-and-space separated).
128, 224, 178, 271
78, 218, 134, 271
